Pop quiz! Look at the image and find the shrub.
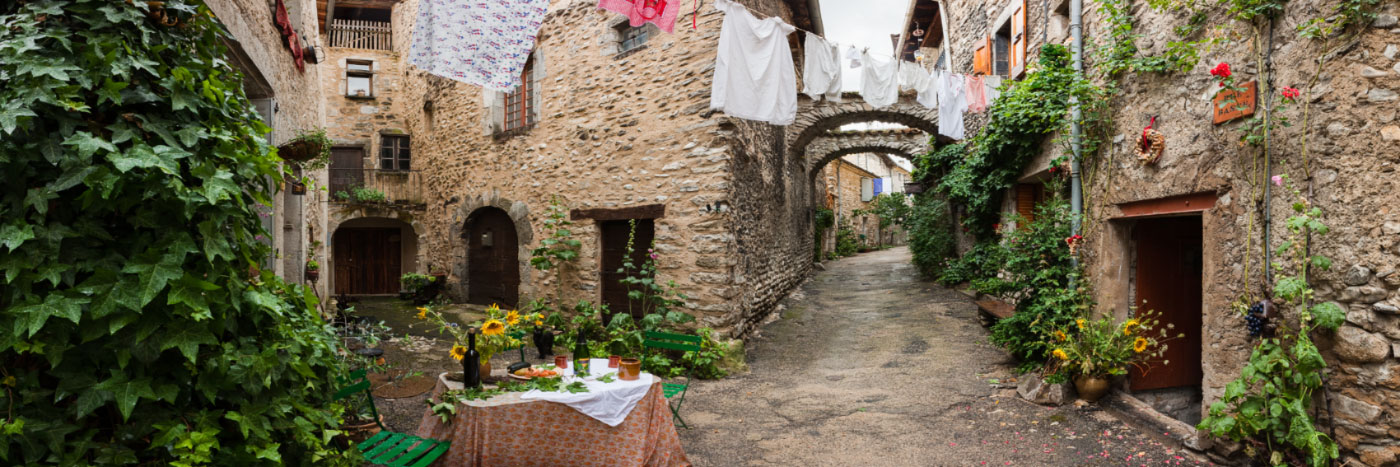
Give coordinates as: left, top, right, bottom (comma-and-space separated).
0, 1, 351, 464
835, 224, 859, 257
907, 196, 956, 277
400, 272, 436, 294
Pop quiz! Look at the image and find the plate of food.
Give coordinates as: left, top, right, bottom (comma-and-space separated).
509, 366, 562, 380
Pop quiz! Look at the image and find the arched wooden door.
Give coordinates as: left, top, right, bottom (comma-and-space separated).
465, 208, 519, 307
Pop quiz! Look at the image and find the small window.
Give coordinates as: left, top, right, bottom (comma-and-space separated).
347, 60, 373, 98
380, 135, 410, 170
616, 23, 650, 54
502, 57, 536, 132
994, 26, 1011, 77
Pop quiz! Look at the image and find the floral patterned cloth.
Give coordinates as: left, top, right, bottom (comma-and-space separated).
408, 0, 549, 91
415, 373, 691, 466
598, 0, 682, 33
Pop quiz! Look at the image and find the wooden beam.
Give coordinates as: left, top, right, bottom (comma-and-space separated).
1114, 191, 1218, 218
570, 204, 666, 221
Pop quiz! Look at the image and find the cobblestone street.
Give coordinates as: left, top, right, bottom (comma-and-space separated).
676, 247, 1213, 466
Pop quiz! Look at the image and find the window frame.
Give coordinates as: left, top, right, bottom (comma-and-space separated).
379, 135, 410, 171
346, 59, 374, 98
615, 23, 651, 55
501, 57, 536, 133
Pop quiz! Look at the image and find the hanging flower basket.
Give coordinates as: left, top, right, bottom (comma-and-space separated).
278, 128, 333, 169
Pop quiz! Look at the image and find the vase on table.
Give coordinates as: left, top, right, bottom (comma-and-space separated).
1073, 374, 1110, 402
532, 329, 555, 359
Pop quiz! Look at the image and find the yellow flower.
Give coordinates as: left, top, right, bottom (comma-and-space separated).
1052, 349, 1069, 360
506, 310, 520, 326
1075, 319, 1086, 330
534, 320, 544, 327
1123, 319, 1140, 335
416, 307, 428, 319
450, 345, 467, 361
481, 319, 506, 336
1133, 337, 1148, 353
1054, 330, 1068, 341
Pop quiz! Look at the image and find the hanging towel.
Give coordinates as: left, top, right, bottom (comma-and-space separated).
802, 34, 842, 102
710, 0, 798, 125
965, 75, 988, 113
984, 75, 1003, 106
860, 51, 899, 108
937, 73, 967, 140
598, 0, 682, 33
408, 0, 549, 91
898, 61, 929, 92
917, 69, 941, 109
846, 46, 862, 68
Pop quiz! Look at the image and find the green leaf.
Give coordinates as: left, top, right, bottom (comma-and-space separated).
159, 319, 217, 362
122, 250, 186, 307
0, 223, 35, 251
0, 105, 37, 134
94, 373, 155, 422
63, 132, 117, 158
1309, 302, 1344, 332
1309, 255, 1332, 271
96, 79, 129, 106
10, 293, 88, 337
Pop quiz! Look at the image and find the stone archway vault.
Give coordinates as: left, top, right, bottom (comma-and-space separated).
805, 129, 930, 178
788, 94, 943, 159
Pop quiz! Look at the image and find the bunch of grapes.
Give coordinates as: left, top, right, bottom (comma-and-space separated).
1244, 302, 1266, 337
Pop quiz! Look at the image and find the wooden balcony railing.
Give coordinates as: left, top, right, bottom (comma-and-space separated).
328, 19, 392, 50
329, 168, 423, 206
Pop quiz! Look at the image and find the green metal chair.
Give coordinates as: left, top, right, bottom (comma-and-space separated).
642, 330, 703, 429
334, 369, 450, 467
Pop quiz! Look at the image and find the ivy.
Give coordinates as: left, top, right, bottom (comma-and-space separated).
1, 1, 352, 464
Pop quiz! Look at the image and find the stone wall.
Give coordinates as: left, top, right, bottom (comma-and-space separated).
935, 0, 1400, 461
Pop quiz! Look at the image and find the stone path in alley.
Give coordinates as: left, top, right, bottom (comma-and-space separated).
676, 247, 1214, 466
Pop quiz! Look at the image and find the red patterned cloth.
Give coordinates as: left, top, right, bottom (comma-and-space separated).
598, 0, 682, 33
415, 374, 690, 466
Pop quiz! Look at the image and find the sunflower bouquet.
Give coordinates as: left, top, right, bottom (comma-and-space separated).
1048, 309, 1180, 379
416, 304, 522, 364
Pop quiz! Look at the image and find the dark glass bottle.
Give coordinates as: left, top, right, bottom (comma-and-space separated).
463, 329, 481, 388
573, 333, 589, 377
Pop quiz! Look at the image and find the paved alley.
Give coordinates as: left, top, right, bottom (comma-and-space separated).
676, 247, 1213, 466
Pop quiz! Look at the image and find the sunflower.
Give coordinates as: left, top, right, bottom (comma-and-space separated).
482, 319, 506, 336
450, 345, 467, 361
1054, 330, 1068, 341
416, 307, 429, 319
1123, 319, 1140, 335
1133, 337, 1148, 353
1075, 318, 1086, 330
534, 319, 544, 327
486, 304, 501, 314
506, 310, 521, 326
1052, 348, 1069, 360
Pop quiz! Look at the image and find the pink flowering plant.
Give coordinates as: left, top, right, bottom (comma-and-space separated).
615, 220, 692, 327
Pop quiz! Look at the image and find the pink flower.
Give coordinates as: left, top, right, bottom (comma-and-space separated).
1270, 175, 1283, 186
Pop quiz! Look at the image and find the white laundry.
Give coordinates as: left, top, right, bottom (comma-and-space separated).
859, 51, 899, 108
917, 69, 941, 109
937, 72, 967, 140
710, 0, 798, 125
984, 75, 1003, 105
846, 46, 862, 68
802, 34, 842, 102
898, 61, 929, 92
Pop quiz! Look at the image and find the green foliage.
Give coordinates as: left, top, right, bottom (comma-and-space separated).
1198, 175, 1340, 466
813, 208, 834, 261
1047, 309, 1179, 378
400, 273, 436, 294
615, 220, 691, 321
1297, 0, 1380, 38
906, 196, 957, 278
834, 223, 859, 257
284, 128, 333, 171
331, 186, 386, 203
0, 1, 351, 464
554, 302, 729, 380
1095, 0, 1210, 76
867, 193, 911, 230
937, 241, 1006, 285
529, 196, 582, 273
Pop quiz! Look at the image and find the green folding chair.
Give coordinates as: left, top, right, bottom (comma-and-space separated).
334, 369, 450, 466
642, 330, 703, 429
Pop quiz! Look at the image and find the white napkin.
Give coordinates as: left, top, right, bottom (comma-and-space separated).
518, 358, 656, 427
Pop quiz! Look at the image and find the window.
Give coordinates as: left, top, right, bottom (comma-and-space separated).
994, 25, 1011, 77
380, 135, 410, 170
1014, 183, 1045, 227
616, 23, 650, 54
346, 60, 373, 97
502, 57, 536, 132
990, 0, 1028, 78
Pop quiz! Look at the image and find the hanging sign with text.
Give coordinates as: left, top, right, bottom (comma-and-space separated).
1212, 81, 1257, 124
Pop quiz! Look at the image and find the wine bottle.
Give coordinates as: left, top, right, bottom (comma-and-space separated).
573, 332, 589, 377
464, 329, 481, 388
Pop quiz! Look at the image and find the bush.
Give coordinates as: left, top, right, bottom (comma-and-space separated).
400, 273, 436, 294
907, 196, 956, 277
937, 241, 1006, 285
835, 224, 859, 257
0, 2, 351, 464
813, 208, 834, 261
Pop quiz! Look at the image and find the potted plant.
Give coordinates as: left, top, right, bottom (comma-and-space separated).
415, 304, 522, 380
1048, 309, 1180, 402
305, 259, 320, 282
278, 127, 332, 169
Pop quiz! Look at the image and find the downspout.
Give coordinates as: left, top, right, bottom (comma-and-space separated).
1069, 0, 1085, 260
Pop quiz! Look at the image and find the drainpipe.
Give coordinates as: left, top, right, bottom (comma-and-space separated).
1068, 0, 1085, 253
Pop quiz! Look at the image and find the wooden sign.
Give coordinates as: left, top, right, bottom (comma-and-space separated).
1212, 81, 1256, 124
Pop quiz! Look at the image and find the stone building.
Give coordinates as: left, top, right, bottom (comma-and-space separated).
208, 0, 329, 293
898, 0, 1400, 463
817, 151, 913, 253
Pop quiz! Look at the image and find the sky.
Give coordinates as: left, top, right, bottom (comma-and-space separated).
819, 0, 916, 170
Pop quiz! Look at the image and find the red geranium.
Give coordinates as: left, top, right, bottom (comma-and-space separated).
1281, 86, 1300, 100
1209, 62, 1231, 79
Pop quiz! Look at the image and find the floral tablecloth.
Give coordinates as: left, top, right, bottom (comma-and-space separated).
414, 372, 690, 466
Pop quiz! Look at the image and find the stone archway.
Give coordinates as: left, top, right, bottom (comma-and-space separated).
448, 193, 535, 303
805, 129, 930, 178
788, 94, 942, 158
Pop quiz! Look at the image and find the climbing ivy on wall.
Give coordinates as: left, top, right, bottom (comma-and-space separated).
0, 1, 352, 464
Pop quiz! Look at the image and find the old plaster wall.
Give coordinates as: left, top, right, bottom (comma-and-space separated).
382, 0, 812, 335
939, 0, 1400, 461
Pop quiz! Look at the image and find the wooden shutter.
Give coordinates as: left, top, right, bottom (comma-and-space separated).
1015, 183, 1043, 227
973, 36, 992, 75
1010, 0, 1028, 78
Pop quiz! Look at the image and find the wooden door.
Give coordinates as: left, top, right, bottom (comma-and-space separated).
466, 208, 519, 307
1130, 216, 1204, 391
329, 147, 364, 194
600, 219, 655, 320
333, 228, 401, 294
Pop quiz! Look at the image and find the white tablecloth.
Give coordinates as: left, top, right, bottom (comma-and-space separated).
518, 358, 656, 426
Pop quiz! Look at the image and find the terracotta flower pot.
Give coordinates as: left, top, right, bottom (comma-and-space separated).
1074, 375, 1111, 402
618, 358, 641, 381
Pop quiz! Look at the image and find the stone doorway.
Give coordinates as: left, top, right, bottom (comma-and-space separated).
600, 219, 655, 320
333, 227, 403, 295
1128, 215, 1204, 423
464, 207, 520, 308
